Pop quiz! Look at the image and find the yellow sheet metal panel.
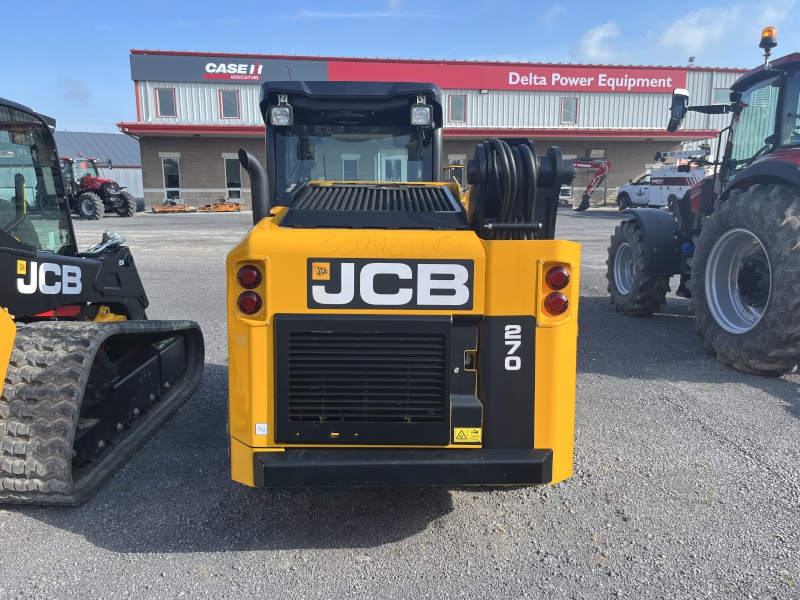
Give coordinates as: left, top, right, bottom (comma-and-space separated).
482, 239, 580, 484
533, 241, 581, 483
0, 309, 15, 383
227, 215, 487, 452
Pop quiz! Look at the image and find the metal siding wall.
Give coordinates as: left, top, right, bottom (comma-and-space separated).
139, 81, 263, 125
136, 68, 742, 134
443, 89, 680, 130
98, 167, 143, 197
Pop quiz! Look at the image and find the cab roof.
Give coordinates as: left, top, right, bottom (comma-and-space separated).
733, 53, 800, 91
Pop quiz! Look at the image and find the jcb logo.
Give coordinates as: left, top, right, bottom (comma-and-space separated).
17, 262, 82, 295
308, 259, 473, 310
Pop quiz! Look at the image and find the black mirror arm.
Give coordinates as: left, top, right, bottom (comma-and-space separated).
688, 104, 732, 115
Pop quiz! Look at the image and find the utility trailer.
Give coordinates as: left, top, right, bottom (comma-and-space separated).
226, 81, 581, 488
606, 28, 800, 375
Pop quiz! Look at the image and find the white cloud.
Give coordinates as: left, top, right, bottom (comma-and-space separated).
539, 5, 565, 25
576, 22, 623, 63
657, 0, 794, 60
657, 7, 741, 56
388, 0, 403, 10
59, 76, 90, 103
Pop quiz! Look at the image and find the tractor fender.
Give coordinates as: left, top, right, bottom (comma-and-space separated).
619, 208, 681, 275
722, 151, 800, 199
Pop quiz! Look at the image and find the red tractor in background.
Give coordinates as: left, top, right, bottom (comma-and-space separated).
61, 155, 136, 220
606, 28, 800, 375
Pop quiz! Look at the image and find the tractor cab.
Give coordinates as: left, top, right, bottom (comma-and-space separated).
61, 156, 109, 191
667, 29, 800, 198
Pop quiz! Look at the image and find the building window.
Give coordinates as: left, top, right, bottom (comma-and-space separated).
220, 90, 240, 119
156, 88, 177, 118
449, 95, 466, 123
561, 98, 578, 124
713, 88, 731, 104
162, 158, 181, 199
224, 158, 242, 198
343, 158, 359, 180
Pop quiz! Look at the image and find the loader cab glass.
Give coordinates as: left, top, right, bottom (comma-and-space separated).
0, 105, 72, 255
272, 106, 435, 191
728, 75, 781, 176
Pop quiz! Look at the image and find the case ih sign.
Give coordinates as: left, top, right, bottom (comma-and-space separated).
130, 52, 687, 93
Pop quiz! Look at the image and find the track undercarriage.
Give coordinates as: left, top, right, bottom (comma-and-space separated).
0, 320, 204, 505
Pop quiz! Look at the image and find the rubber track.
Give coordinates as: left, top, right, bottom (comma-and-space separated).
0, 320, 203, 505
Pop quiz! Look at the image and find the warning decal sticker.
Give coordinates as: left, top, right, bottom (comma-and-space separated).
453, 428, 481, 443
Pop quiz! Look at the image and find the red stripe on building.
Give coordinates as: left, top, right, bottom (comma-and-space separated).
117, 122, 716, 141
328, 61, 687, 93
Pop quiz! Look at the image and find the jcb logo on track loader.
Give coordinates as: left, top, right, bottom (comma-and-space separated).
17, 262, 82, 295
308, 259, 473, 310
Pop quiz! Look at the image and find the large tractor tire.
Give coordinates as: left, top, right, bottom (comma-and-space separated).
78, 192, 104, 220
606, 219, 671, 316
116, 191, 137, 218
617, 193, 631, 211
690, 184, 800, 375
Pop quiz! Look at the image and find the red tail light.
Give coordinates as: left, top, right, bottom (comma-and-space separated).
544, 292, 569, 315
237, 265, 262, 289
545, 266, 570, 290
237, 291, 262, 315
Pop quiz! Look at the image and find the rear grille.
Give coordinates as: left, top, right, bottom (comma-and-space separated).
293, 184, 458, 212
286, 331, 448, 423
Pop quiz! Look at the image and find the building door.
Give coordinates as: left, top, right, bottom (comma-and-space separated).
377, 152, 407, 182
162, 158, 181, 200
224, 158, 242, 199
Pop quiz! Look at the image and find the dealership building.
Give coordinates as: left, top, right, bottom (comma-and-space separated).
118, 50, 745, 207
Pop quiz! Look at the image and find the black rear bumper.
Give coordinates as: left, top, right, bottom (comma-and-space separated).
253, 448, 553, 487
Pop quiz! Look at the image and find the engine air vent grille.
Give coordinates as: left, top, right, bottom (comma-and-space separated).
293, 184, 459, 213
286, 331, 448, 423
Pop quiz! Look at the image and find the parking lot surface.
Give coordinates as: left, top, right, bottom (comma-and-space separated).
1, 208, 799, 599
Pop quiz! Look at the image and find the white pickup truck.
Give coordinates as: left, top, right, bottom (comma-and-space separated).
616, 150, 709, 211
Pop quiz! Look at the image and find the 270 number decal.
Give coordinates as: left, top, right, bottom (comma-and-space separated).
504, 324, 522, 371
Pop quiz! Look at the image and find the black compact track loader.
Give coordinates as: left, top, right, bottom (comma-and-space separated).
0, 97, 205, 505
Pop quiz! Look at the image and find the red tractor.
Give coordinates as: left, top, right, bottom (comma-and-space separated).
61, 156, 136, 219
606, 28, 800, 375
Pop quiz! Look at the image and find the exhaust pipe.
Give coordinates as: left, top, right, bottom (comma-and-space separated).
238, 149, 269, 226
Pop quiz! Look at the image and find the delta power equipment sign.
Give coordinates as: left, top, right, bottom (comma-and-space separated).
130, 53, 687, 94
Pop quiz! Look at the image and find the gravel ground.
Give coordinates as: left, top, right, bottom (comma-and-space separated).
1, 207, 799, 600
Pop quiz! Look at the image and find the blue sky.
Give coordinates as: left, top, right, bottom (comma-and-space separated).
3, 0, 797, 132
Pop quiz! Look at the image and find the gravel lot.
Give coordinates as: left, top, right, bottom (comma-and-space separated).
1, 207, 799, 600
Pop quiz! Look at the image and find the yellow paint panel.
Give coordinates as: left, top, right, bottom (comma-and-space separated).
0, 309, 15, 383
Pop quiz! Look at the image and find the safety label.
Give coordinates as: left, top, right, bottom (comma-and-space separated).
453, 427, 481, 443
17, 260, 26, 275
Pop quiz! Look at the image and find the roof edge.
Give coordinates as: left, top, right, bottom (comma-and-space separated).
116, 122, 717, 140
128, 49, 748, 73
